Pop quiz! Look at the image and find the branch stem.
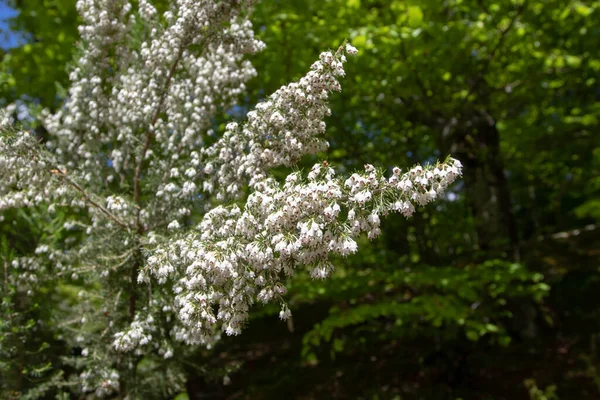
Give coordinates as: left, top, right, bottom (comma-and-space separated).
53, 169, 130, 230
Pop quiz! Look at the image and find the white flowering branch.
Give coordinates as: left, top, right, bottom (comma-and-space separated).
145, 156, 461, 344
0, 0, 461, 394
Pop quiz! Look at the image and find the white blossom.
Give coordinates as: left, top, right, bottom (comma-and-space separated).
0, 1, 461, 392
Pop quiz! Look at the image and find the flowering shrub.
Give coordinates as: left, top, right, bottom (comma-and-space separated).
0, 0, 461, 395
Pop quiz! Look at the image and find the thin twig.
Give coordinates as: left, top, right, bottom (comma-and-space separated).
537, 224, 599, 242
53, 169, 130, 230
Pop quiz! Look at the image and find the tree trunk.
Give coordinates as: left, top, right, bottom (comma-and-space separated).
452, 114, 520, 261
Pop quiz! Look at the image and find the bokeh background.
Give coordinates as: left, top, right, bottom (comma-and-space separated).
1, 0, 599, 399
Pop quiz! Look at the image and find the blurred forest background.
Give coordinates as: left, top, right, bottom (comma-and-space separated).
1, 0, 600, 399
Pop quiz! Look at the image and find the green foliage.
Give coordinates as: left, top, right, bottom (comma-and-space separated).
525, 379, 559, 400
0, 208, 71, 399
300, 260, 549, 360
0, 0, 79, 107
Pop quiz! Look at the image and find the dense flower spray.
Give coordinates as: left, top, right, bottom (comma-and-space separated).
0, 0, 461, 395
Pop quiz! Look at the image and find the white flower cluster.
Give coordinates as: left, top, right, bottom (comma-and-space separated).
80, 368, 120, 398
113, 313, 156, 353
7, 257, 43, 297
202, 45, 352, 200
0, 0, 462, 385
0, 128, 60, 210
147, 158, 461, 344
106, 195, 132, 218
41, 0, 263, 231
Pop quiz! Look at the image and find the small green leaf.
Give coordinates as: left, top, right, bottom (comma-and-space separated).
565, 55, 582, 68
574, 4, 593, 17
348, 0, 361, 9
407, 6, 423, 27
352, 35, 367, 48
